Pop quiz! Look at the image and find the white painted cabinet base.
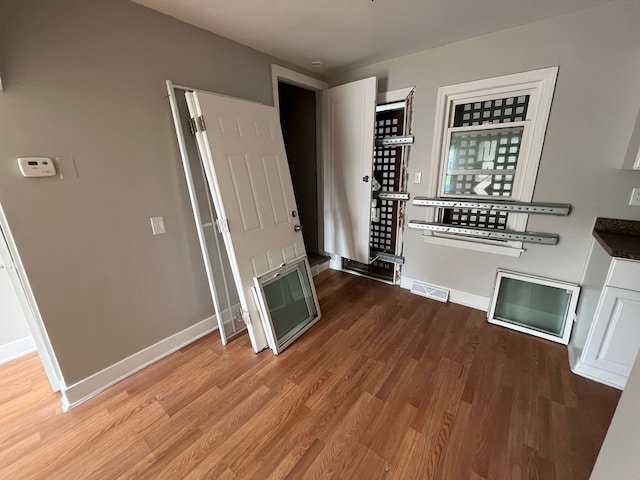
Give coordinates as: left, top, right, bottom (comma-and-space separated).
573, 255, 640, 390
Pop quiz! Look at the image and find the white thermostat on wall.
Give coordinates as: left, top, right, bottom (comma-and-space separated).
17, 157, 56, 177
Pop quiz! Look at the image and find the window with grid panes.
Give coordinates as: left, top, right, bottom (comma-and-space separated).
430, 68, 558, 251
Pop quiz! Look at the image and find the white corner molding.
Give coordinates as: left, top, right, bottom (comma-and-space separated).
61, 315, 217, 411
571, 355, 626, 390
400, 275, 490, 311
0, 336, 37, 365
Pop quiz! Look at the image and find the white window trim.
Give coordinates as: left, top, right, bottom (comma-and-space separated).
377, 87, 415, 105
425, 67, 558, 256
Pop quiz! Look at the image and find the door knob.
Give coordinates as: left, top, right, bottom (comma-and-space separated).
362, 175, 369, 182
294, 225, 302, 232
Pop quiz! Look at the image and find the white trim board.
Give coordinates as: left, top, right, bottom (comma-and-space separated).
0, 336, 36, 365
376, 87, 414, 105
271, 64, 328, 109
61, 315, 217, 411
400, 275, 490, 311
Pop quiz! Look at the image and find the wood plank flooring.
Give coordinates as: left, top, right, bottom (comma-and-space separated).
0, 269, 621, 479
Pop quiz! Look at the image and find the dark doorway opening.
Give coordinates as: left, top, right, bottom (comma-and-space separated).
277, 82, 322, 263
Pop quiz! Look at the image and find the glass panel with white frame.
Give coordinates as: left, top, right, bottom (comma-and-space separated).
488, 270, 580, 345
253, 256, 320, 354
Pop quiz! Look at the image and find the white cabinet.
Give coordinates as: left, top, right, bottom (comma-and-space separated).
573, 250, 640, 389
581, 287, 640, 380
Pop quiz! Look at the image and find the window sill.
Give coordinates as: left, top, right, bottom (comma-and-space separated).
422, 234, 524, 257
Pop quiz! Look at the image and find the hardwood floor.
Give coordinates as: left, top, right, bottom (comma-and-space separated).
0, 270, 621, 479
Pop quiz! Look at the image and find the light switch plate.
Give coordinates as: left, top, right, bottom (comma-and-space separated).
629, 188, 640, 206
414, 171, 422, 184
150, 216, 166, 235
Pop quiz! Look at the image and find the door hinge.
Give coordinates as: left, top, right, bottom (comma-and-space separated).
216, 218, 230, 233
241, 310, 251, 326
188, 117, 197, 136
197, 115, 206, 132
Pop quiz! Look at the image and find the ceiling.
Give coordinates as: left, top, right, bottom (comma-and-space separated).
132, 0, 611, 74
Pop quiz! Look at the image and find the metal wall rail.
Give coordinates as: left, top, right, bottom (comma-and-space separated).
407, 220, 559, 245
412, 197, 570, 216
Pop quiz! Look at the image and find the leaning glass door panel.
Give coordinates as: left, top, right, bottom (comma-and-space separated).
253, 256, 321, 354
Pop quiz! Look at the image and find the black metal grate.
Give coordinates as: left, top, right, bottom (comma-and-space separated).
453, 95, 530, 127
369, 109, 405, 277
442, 208, 508, 230
371, 147, 400, 251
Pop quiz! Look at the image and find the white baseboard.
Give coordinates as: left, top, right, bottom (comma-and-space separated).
61, 316, 217, 411
571, 358, 626, 390
400, 275, 490, 311
0, 336, 37, 365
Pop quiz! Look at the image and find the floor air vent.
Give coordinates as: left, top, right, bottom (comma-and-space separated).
410, 281, 449, 303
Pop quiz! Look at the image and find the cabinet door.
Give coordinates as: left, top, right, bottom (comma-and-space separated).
582, 286, 640, 378
322, 77, 377, 264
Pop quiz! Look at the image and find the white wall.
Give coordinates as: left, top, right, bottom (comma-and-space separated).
590, 352, 640, 479
330, 0, 640, 304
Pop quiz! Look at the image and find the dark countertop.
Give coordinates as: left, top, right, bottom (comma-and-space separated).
593, 218, 640, 261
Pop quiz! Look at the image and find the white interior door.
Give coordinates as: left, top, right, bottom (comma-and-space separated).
186, 91, 309, 353
322, 76, 377, 264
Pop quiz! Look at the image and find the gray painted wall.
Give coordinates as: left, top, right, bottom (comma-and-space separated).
330, 0, 640, 309
0, 0, 311, 385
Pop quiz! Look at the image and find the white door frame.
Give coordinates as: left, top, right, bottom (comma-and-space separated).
271, 65, 328, 254
0, 203, 63, 391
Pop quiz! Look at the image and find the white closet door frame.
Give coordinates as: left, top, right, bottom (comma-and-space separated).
271, 65, 328, 254
166, 81, 231, 345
